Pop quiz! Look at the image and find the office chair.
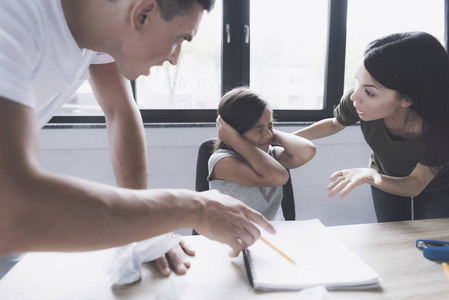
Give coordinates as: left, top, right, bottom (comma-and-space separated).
194, 137, 296, 220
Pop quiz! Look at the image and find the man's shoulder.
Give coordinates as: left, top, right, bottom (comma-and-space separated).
0, 0, 45, 30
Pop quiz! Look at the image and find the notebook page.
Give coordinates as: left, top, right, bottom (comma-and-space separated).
247, 219, 379, 290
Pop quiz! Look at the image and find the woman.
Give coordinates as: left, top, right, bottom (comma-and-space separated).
294, 32, 449, 222
208, 87, 316, 220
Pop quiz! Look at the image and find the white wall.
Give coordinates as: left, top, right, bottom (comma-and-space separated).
37, 124, 376, 234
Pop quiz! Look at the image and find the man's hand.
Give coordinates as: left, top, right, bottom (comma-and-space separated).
193, 190, 276, 257
153, 240, 195, 276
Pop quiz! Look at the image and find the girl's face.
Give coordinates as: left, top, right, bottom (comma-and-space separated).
350, 64, 411, 121
242, 108, 274, 153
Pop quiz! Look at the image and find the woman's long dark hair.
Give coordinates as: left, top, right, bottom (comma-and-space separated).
214, 87, 270, 151
364, 32, 449, 167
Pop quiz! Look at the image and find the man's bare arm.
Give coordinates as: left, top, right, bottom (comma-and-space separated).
89, 62, 147, 190
0, 98, 275, 255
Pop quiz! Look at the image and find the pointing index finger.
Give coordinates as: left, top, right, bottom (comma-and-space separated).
248, 212, 276, 235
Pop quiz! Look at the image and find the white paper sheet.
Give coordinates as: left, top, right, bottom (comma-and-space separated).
245, 219, 380, 290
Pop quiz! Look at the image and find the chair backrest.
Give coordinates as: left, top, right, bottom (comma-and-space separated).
195, 138, 296, 220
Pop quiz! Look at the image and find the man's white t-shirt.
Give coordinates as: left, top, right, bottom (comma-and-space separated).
0, 0, 114, 279
0, 0, 114, 128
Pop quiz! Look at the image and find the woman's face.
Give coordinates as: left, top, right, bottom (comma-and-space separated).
350, 64, 411, 121
242, 108, 274, 153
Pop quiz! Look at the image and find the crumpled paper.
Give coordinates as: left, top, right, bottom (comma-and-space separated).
297, 286, 331, 300
110, 232, 182, 285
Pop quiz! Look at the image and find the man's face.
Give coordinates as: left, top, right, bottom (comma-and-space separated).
116, 1, 204, 80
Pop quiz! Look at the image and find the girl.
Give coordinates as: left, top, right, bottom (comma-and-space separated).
294, 32, 449, 222
208, 87, 316, 220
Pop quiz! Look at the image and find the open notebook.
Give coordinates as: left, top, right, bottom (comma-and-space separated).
243, 219, 380, 291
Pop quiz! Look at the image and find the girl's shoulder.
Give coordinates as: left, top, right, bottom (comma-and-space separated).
208, 148, 245, 174
211, 148, 242, 160
213, 148, 236, 155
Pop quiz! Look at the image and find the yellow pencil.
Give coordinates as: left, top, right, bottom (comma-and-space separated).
260, 235, 296, 265
443, 262, 449, 278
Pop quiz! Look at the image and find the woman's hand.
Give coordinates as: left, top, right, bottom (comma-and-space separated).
328, 168, 382, 197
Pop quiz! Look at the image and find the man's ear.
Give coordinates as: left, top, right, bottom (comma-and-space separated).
401, 97, 414, 108
129, 0, 158, 30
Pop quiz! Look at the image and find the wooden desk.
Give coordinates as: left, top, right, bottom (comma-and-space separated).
1, 219, 449, 300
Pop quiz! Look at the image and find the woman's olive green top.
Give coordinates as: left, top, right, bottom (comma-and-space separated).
334, 88, 449, 193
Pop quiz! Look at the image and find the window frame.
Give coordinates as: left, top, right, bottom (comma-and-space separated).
48, 0, 448, 124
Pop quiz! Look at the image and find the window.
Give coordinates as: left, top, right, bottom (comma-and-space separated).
50, 0, 448, 124
135, 1, 222, 110
250, 0, 328, 110
344, 0, 445, 91
53, 81, 101, 116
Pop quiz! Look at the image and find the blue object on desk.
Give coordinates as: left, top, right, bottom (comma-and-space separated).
416, 239, 449, 260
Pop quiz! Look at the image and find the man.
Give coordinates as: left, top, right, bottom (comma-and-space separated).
0, 0, 275, 278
